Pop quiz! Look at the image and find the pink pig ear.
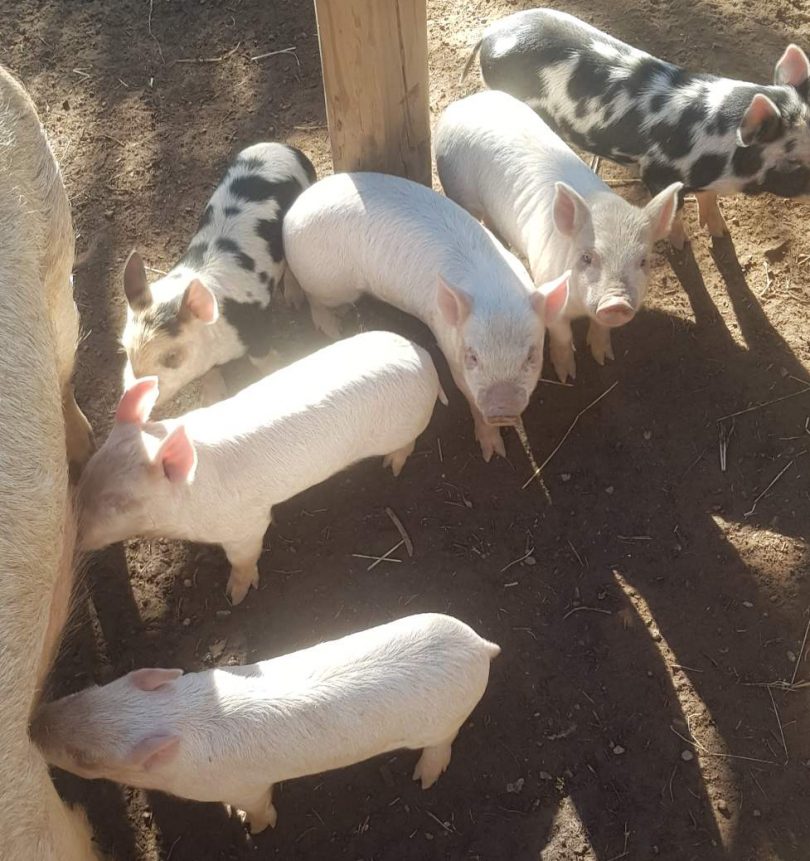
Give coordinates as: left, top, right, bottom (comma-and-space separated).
531, 270, 570, 324
126, 734, 181, 772
155, 425, 197, 483
180, 279, 218, 324
436, 275, 472, 327
115, 377, 159, 425
552, 182, 589, 237
774, 44, 810, 88
737, 93, 781, 146
129, 668, 183, 691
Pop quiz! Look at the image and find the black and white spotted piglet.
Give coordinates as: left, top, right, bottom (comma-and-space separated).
466, 8, 810, 247
122, 142, 316, 405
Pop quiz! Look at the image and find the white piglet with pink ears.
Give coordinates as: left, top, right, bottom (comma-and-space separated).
32, 613, 500, 833
77, 331, 444, 604
282, 172, 569, 462
435, 91, 682, 383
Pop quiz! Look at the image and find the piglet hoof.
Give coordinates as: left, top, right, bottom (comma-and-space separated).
383, 440, 416, 476
247, 803, 278, 834
309, 301, 342, 340
225, 569, 259, 607
475, 423, 506, 462
586, 329, 614, 366
413, 740, 453, 790
550, 347, 576, 384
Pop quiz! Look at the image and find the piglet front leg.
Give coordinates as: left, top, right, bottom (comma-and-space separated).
586, 320, 614, 366
223, 530, 267, 606
548, 318, 576, 383
227, 785, 278, 833
412, 731, 457, 789
695, 191, 728, 239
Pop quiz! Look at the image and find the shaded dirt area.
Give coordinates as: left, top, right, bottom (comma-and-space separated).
3, 0, 810, 858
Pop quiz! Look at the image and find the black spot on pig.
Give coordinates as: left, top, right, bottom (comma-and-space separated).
624, 58, 664, 98
652, 119, 694, 160
706, 112, 730, 136
144, 296, 184, 337
224, 205, 242, 217
649, 93, 667, 114
215, 237, 255, 271
255, 218, 284, 263
567, 54, 611, 105
589, 107, 646, 159
689, 154, 727, 189
731, 144, 763, 177
289, 146, 317, 184
258, 271, 268, 284
233, 155, 263, 172
180, 242, 208, 269
269, 178, 305, 215
643, 161, 685, 194
197, 205, 213, 230
221, 298, 274, 358
230, 174, 276, 202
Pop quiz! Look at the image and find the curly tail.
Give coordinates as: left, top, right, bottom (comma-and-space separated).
460, 38, 483, 83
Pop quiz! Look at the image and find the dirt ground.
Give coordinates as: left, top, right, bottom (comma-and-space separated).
4, 0, 810, 858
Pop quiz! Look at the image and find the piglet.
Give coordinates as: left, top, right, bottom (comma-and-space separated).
436, 91, 680, 381
282, 172, 569, 461
77, 331, 445, 604
465, 8, 810, 247
123, 142, 316, 405
32, 613, 500, 832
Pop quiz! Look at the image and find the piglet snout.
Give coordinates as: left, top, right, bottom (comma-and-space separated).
595, 296, 635, 328
479, 382, 526, 426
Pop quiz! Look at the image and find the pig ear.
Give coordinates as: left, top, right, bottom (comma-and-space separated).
436, 275, 472, 327
155, 425, 197, 483
116, 377, 159, 425
126, 734, 181, 772
737, 94, 782, 146
552, 182, 589, 237
646, 182, 683, 242
530, 270, 570, 324
123, 249, 152, 311
180, 279, 218, 324
774, 44, 810, 88
129, 668, 183, 691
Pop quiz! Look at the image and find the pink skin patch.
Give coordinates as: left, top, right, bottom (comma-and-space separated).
595, 297, 635, 328
480, 381, 526, 426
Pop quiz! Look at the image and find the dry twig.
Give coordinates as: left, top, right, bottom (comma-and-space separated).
744, 460, 794, 518
716, 386, 810, 422
385, 507, 413, 557
563, 606, 612, 620
523, 381, 619, 489
251, 46, 301, 69
351, 539, 405, 571
176, 43, 242, 64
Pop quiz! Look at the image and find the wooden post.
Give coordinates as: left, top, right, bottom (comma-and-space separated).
314, 0, 431, 186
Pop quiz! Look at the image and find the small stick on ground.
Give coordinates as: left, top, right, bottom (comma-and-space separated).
669, 725, 776, 765
385, 507, 413, 557
251, 46, 301, 69
768, 687, 788, 765
523, 381, 619, 490
437, 437, 443, 463
500, 546, 535, 574
719, 419, 734, 472
351, 539, 405, 571
744, 460, 794, 518
791, 615, 810, 687
563, 606, 612, 620
175, 43, 242, 64
425, 809, 454, 834
147, 0, 165, 64
716, 387, 810, 422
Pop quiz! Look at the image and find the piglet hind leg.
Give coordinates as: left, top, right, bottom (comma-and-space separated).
695, 191, 729, 239
586, 321, 614, 366
382, 439, 416, 476
668, 210, 689, 250
223, 531, 266, 606
413, 731, 458, 790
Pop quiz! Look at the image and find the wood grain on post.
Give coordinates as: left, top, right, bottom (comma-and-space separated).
313, 0, 431, 186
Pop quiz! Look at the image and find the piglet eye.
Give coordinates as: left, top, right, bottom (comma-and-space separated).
640, 257, 647, 268
161, 350, 182, 369
464, 348, 479, 369
581, 251, 593, 266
